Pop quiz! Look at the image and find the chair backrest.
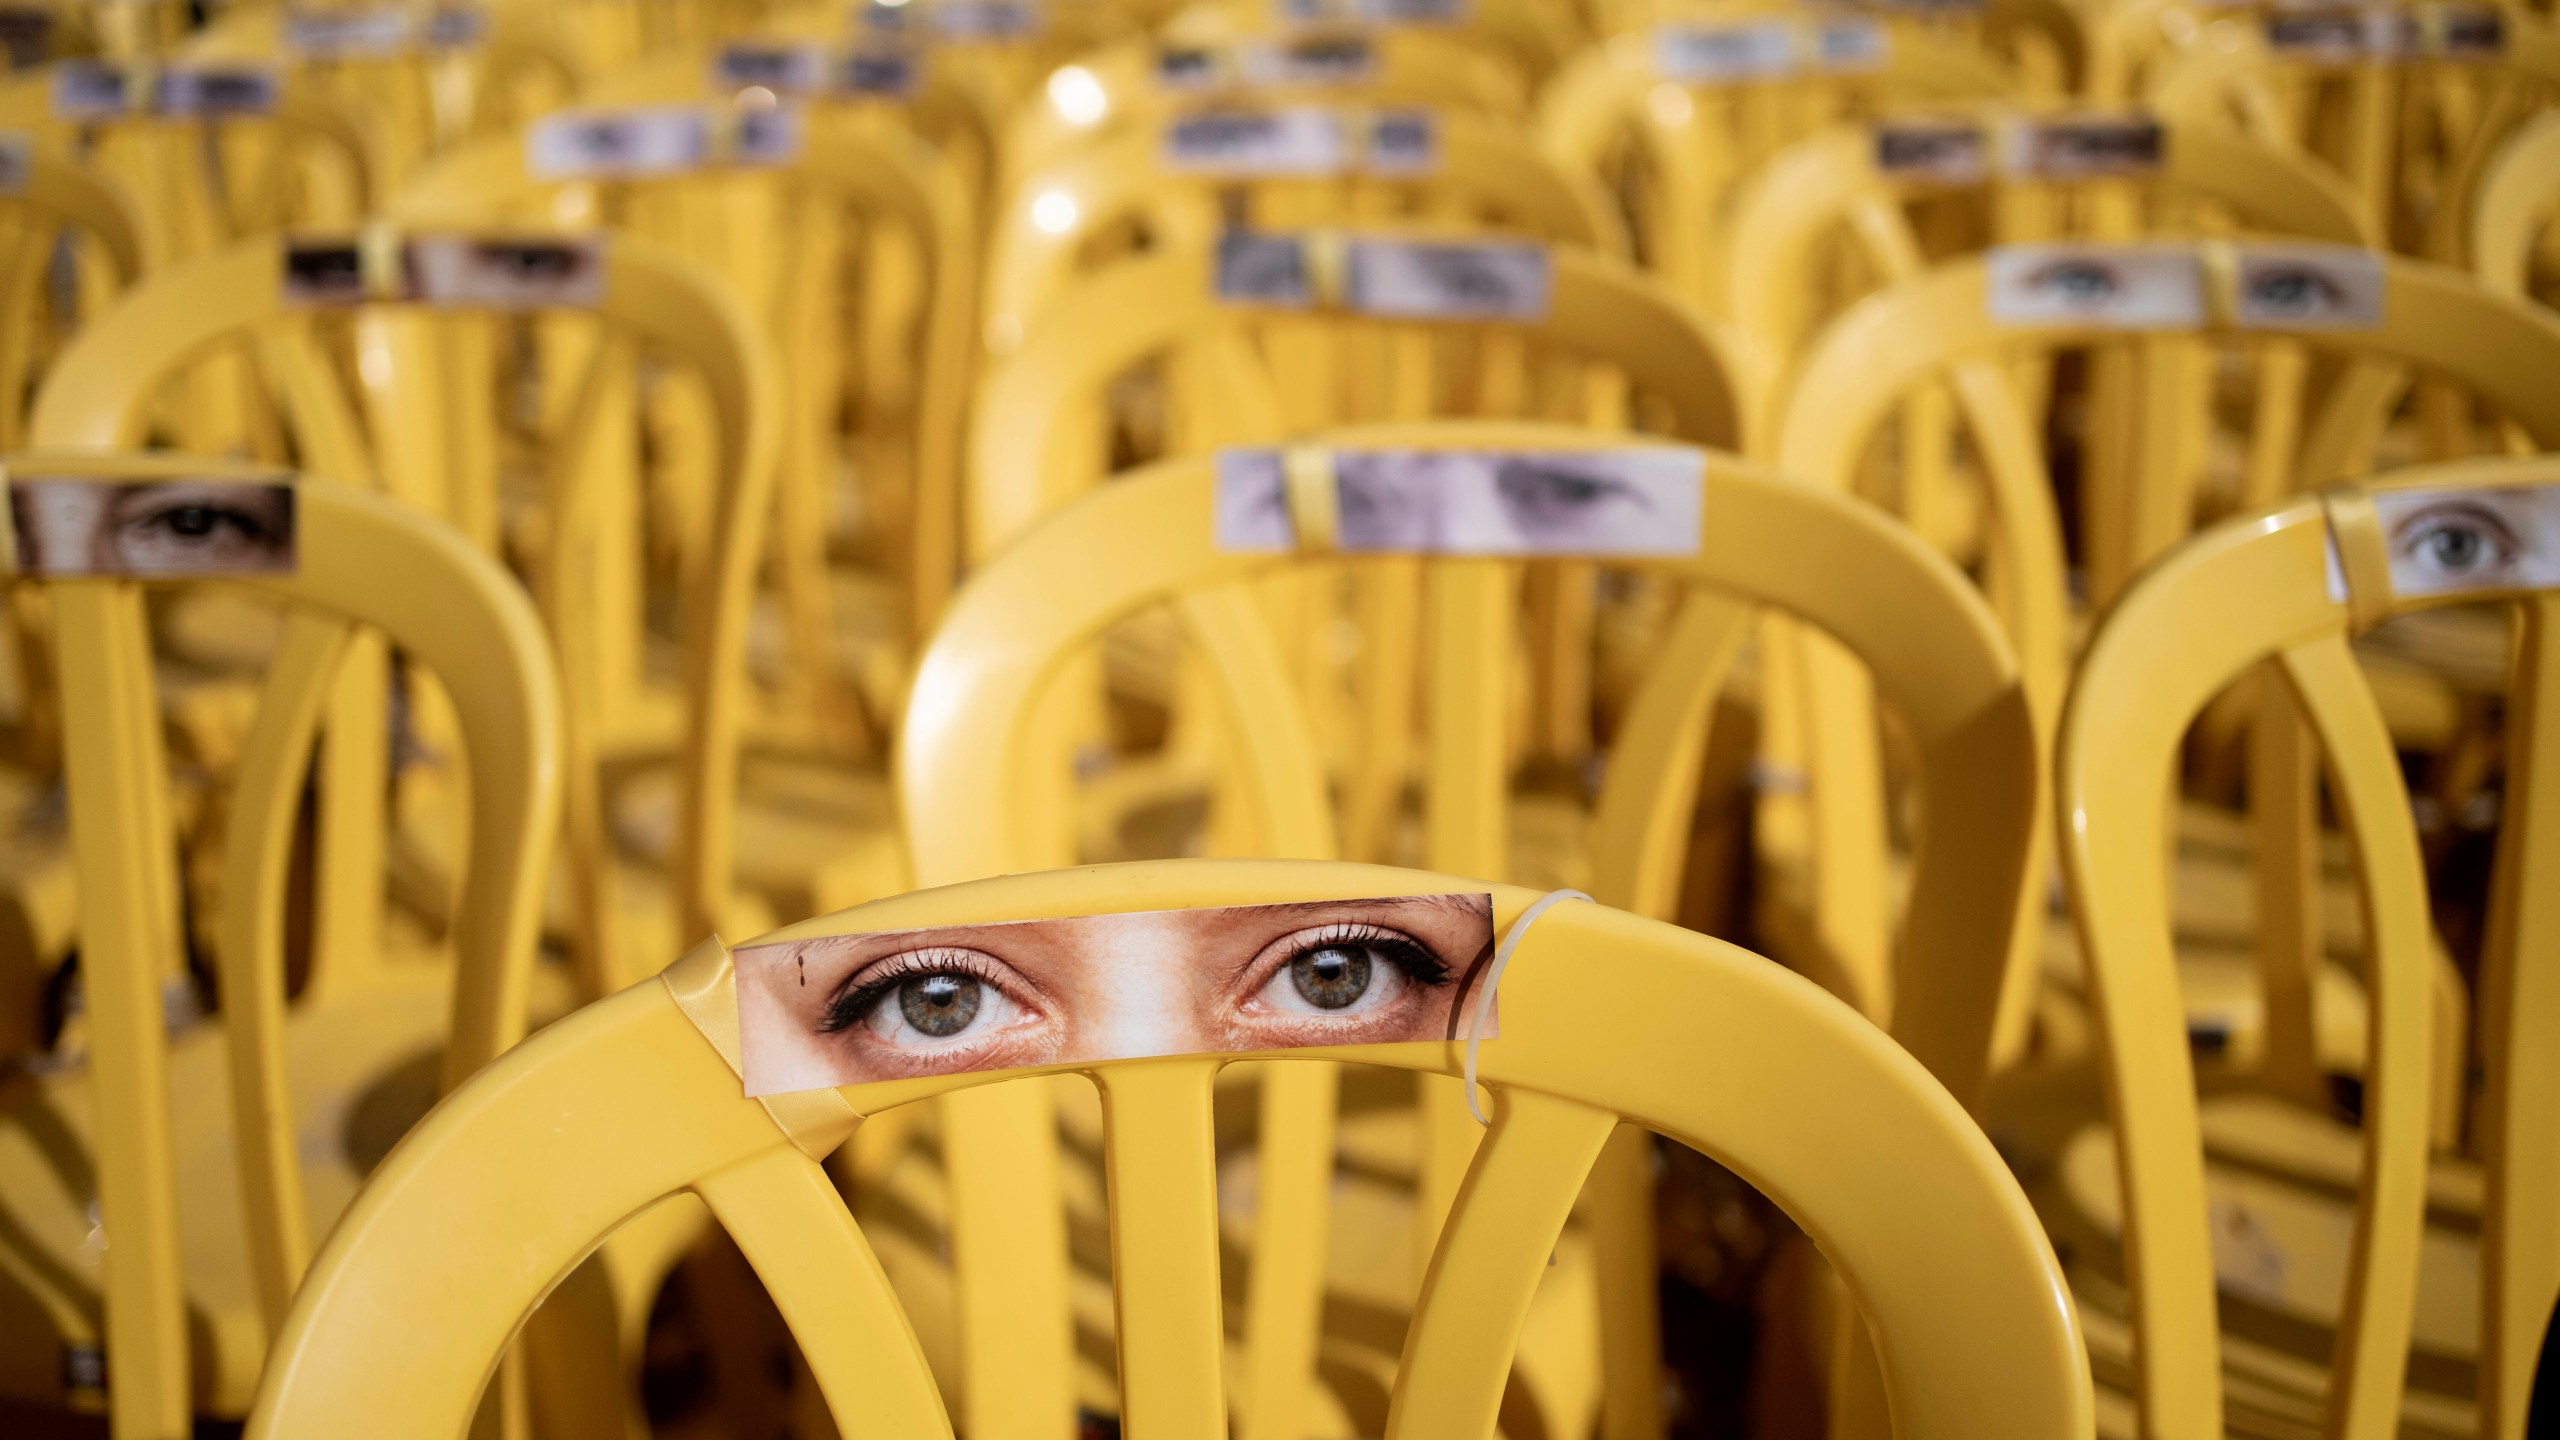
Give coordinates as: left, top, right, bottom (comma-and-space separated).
27, 228, 777, 985
6, 454, 556, 1439
983, 103, 1627, 346
1722, 106, 2373, 372
242, 860, 2089, 1440
900, 420, 2037, 1436
389, 109, 979, 642
0, 135, 152, 448
2057, 456, 2560, 1440
1000, 22, 1529, 184
969, 238, 1751, 559
2470, 107, 2560, 301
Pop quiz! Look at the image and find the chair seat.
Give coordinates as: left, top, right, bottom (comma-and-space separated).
0, 961, 491, 1414
1996, 1086, 2482, 1440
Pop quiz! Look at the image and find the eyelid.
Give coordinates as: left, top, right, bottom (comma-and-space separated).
1239, 920, 1450, 993
822, 944, 1037, 1033
2390, 498, 2522, 547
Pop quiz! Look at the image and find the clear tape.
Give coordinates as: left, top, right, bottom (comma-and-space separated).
1462, 887, 1592, 1125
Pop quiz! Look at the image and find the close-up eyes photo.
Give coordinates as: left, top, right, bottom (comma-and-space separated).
10, 479, 297, 577
732, 895, 1495, 1092
2027, 259, 2123, 307
1346, 239, 1549, 319
2371, 486, 2560, 597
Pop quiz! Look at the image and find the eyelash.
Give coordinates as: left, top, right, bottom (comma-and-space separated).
2395, 502, 2521, 553
1270, 922, 1450, 989
820, 948, 1017, 1034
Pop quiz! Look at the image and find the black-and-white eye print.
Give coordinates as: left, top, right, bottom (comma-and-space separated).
1364, 110, 1437, 175
408, 234, 606, 309
1987, 244, 2206, 327
841, 47, 920, 97
526, 107, 713, 179
1165, 107, 1349, 175
2361, 485, 2560, 599
2230, 244, 2383, 329
1215, 447, 1706, 557
717, 42, 825, 93
1344, 238, 1550, 321
279, 240, 371, 306
10, 478, 297, 578
1874, 117, 1988, 183
1213, 231, 1314, 307
0, 133, 30, 196
158, 66, 281, 118
2009, 112, 2165, 179
50, 62, 130, 120
1652, 21, 1801, 84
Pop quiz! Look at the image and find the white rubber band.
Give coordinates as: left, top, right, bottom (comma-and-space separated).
1462, 888, 1592, 1126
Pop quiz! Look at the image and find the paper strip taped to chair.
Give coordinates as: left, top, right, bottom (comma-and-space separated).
1163, 105, 1436, 176
1215, 230, 1551, 319
1986, 242, 2383, 329
714, 40, 921, 97
282, 5, 485, 59
2267, 3, 2504, 63
527, 104, 803, 180
2327, 481, 2560, 608
1157, 33, 1378, 90
1876, 109, 2166, 183
5, 475, 296, 578
282, 232, 607, 308
733, 894, 1495, 1094
931, 0, 1045, 40
1653, 15, 1888, 83
52, 62, 280, 120
1216, 446, 1706, 556
0, 133, 28, 195
1276, 0, 1468, 28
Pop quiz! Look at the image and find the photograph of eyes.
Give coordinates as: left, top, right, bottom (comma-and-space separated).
841, 48, 916, 96
408, 234, 606, 309
1214, 447, 1704, 556
51, 63, 130, 118
717, 43, 823, 92
2266, 11, 2370, 61
160, 67, 278, 117
280, 240, 373, 306
0, 134, 27, 195
732, 894, 1495, 1093
1164, 109, 1347, 174
1874, 118, 1986, 181
2014, 114, 2163, 178
1812, 19, 1888, 71
1213, 231, 1313, 307
1987, 244, 2204, 327
10, 479, 296, 578
2231, 244, 2382, 329
1364, 110, 1437, 173
2370, 486, 2560, 599
1346, 238, 1550, 321
1654, 22, 1798, 81
527, 108, 710, 179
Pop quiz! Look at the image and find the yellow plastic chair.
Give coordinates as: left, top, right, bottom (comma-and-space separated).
0, 135, 152, 445
984, 102, 1627, 350
23, 227, 776, 999
1536, 12, 2016, 310
1001, 19, 1528, 184
2055, 457, 2560, 1440
2468, 107, 2560, 308
0, 455, 557, 1436
1721, 105, 2373, 387
390, 105, 979, 655
1774, 240, 2560, 1070
898, 423, 2038, 1438
239, 860, 2090, 1440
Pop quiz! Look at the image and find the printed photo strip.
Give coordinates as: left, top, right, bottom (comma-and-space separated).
526, 104, 804, 182
1874, 116, 1988, 183
54, 62, 280, 120
1987, 244, 2206, 327
2341, 484, 2560, 603
733, 894, 1496, 1093
281, 234, 606, 309
2002, 112, 2164, 179
8, 476, 297, 578
1212, 232, 1551, 321
0, 132, 30, 195
1215, 446, 1706, 556
2231, 243, 2384, 329
1165, 106, 1436, 177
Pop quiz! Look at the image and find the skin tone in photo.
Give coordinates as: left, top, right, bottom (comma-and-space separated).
10, 479, 295, 577
2373, 484, 2560, 597
734, 894, 1495, 1093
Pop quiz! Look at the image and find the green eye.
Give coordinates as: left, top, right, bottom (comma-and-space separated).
1290, 945, 1372, 1009
900, 974, 982, 1037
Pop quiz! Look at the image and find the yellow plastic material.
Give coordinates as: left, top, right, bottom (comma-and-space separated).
900, 421, 2037, 1439
984, 106, 1626, 345
1722, 110, 2373, 373
244, 861, 2091, 1440
2469, 109, 2560, 302
1776, 245, 2560, 1055
23, 228, 776, 984
2058, 458, 2560, 1440
0, 456, 557, 1437
969, 241, 1750, 557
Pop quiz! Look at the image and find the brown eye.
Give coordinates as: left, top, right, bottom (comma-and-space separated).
1290, 945, 1372, 1009
900, 974, 982, 1036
